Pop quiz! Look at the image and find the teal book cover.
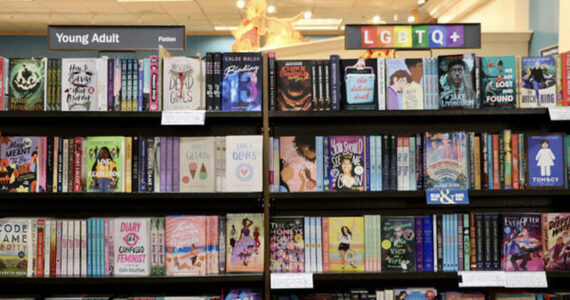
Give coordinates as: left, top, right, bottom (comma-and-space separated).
481, 56, 517, 108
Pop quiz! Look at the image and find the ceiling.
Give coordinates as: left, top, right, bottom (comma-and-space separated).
0, 0, 430, 34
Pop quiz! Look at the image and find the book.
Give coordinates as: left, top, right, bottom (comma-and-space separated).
520, 56, 556, 107
381, 216, 416, 272
328, 136, 368, 191
165, 215, 207, 276
61, 58, 100, 111
501, 214, 543, 271
226, 213, 264, 272
162, 57, 203, 111
340, 58, 378, 110
424, 132, 468, 190
542, 213, 570, 270
526, 133, 566, 188
114, 218, 150, 276
0, 136, 40, 192
385, 58, 424, 110
270, 217, 304, 273
322, 217, 364, 272
276, 60, 313, 111
224, 135, 263, 192
179, 137, 215, 192
221, 53, 262, 111
0, 218, 31, 277
393, 288, 437, 300
279, 136, 316, 192
85, 136, 124, 192
8, 58, 45, 111
438, 54, 476, 109
480, 56, 517, 108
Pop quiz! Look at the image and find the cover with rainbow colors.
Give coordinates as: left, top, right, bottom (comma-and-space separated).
226, 213, 264, 272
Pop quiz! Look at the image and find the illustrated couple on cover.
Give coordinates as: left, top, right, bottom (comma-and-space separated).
503, 226, 541, 271
387, 59, 424, 110
229, 218, 261, 266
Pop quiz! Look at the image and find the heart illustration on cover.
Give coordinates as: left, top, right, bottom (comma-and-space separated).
235, 163, 254, 182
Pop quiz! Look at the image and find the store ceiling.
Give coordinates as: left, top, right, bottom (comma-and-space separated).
0, 0, 429, 34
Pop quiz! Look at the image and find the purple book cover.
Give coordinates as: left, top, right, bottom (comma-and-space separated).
172, 137, 180, 193
526, 134, 565, 188
165, 137, 173, 193
107, 59, 114, 111
328, 136, 367, 191
501, 214, 543, 271
415, 216, 424, 272
160, 136, 167, 192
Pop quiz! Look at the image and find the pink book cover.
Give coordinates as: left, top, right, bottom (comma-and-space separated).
149, 55, 160, 111
39, 137, 47, 192
104, 218, 110, 276
55, 220, 62, 277
165, 215, 207, 276
279, 136, 317, 192
172, 137, 180, 193
205, 216, 210, 275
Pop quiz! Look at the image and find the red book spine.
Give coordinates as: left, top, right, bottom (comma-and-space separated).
73, 137, 82, 192
39, 137, 47, 192
149, 55, 160, 111
321, 217, 330, 273
36, 219, 45, 277
512, 134, 520, 189
563, 53, 570, 106
50, 221, 57, 278
469, 212, 476, 270
492, 134, 500, 189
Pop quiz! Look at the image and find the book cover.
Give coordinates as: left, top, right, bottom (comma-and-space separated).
61, 58, 99, 111
0, 218, 30, 277
179, 137, 215, 192
276, 60, 312, 111
438, 54, 476, 109
165, 215, 207, 276
226, 213, 264, 272
385, 58, 424, 110
393, 288, 437, 300
328, 136, 368, 191
480, 56, 517, 108
0, 136, 39, 192
501, 214, 542, 271
323, 217, 364, 272
542, 213, 570, 271
279, 136, 316, 192
340, 58, 378, 110
162, 56, 203, 111
381, 216, 416, 272
8, 58, 45, 111
270, 217, 304, 273
85, 136, 124, 192
114, 218, 150, 276
424, 132, 468, 190
526, 133, 565, 188
520, 56, 556, 107
221, 53, 262, 111
224, 135, 263, 192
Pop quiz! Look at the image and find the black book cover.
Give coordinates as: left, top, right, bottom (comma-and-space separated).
437, 214, 443, 271
132, 136, 139, 193
382, 135, 390, 190
146, 137, 154, 193
205, 53, 214, 111
268, 52, 276, 111
311, 61, 318, 111
57, 137, 63, 192
213, 53, 222, 111
46, 137, 53, 193
276, 60, 313, 111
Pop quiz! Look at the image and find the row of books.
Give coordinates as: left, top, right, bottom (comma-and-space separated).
269, 213, 570, 273
270, 131, 570, 192
269, 53, 570, 111
5, 291, 261, 300
0, 135, 262, 193
0, 213, 264, 278
0, 51, 262, 112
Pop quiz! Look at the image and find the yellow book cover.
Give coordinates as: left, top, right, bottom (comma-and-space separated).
325, 217, 364, 272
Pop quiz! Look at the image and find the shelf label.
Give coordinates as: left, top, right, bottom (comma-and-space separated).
426, 189, 469, 205
458, 271, 505, 287
161, 110, 206, 125
271, 273, 314, 289
548, 107, 570, 121
504, 271, 547, 288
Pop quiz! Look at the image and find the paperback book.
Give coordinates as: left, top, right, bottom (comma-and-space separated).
279, 136, 316, 192
226, 213, 264, 272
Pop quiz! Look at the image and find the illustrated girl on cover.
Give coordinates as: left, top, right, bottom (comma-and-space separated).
337, 154, 357, 191
338, 222, 357, 269
90, 146, 118, 192
387, 70, 411, 110
280, 136, 316, 192
546, 233, 570, 270
505, 226, 541, 271
229, 225, 237, 254
232, 218, 256, 266
536, 140, 556, 176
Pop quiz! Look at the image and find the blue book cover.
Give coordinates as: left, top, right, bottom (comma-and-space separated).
566, 135, 570, 188
415, 217, 424, 272
424, 132, 468, 190
520, 56, 556, 107
370, 136, 376, 191
376, 135, 383, 191
93, 218, 98, 277
526, 133, 566, 188
138, 59, 144, 111
221, 52, 262, 111
87, 219, 91, 277
143, 58, 150, 110
442, 215, 447, 271
481, 56, 516, 108
488, 134, 493, 190
99, 218, 104, 277
423, 216, 434, 271
453, 214, 458, 271
316, 136, 324, 191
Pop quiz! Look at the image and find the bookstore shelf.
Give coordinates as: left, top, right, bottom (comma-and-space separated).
0, 111, 262, 119
268, 109, 553, 119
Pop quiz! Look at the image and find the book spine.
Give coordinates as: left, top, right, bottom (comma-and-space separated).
165, 137, 172, 193
149, 55, 160, 111
483, 214, 491, 270
330, 55, 341, 110
468, 133, 475, 189
268, 52, 276, 111
409, 136, 416, 191
415, 217, 424, 272
213, 53, 222, 111
382, 135, 389, 190
73, 137, 82, 192
397, 137, 404, 191
432, 215, 437, 272
474, 213, 481, 270
488, 134, 494, 190
415, 134, 422, 191
318, 60, 325, 111
423, 216, 433, 271
475, 56, 481, 108
140, 138, 147, 192
321, 217, 329, 273
390, 135, 397, 190
499, 133, 505, 189
172, 137, 180, 192
61, 220, 68, 277
125, 137, 132, 193
492, 134, 500, 189
474, 136, 481, 189
55, 220, 62, 277
304, 220, 311, 273
311, 61, 318, 111
158, 218, 166, 275
218, 217, 226, 273
132, 136, 139, 192
563, 53, 570, 106
86, 219, 91, 277
324, 60, 331, 110
55, 59, 62, 111
316, 217, 323, 273
62, 139, 68, 193
376, 135, 383, 191
458, 214, 463, 271
67, 221, 74, 276
370, 137, 376, 191
38, 137, 47, 192
138, 59, 144, 111
519, 133, 526, 188
323, 137, 329, 191
316, 136, 324, 191
512, 133, 520, 189
0, 57, 3, 110
36, 219, 45, 277
73, 220, 80, 277
365, 136, 371, 191
377, 58, 385, 110
46, 137, 54, 193
492, 214, 500, 270
437, 214, 443, 271
107, 59, 114, 111
205, 53, 214, 111
104, 218, 109, 276
504, 130, 512, 189
52, 137, 59, 192
147, 138, 154, 192
481, 133, 488, 189
310, 217, 316, 272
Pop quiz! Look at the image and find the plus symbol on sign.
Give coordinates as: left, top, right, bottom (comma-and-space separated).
450, 31, 460, 42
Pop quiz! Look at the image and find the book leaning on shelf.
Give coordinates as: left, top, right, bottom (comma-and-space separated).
0, 213, 264, 277
269, 212, 570, 274
0, 135, 263, 193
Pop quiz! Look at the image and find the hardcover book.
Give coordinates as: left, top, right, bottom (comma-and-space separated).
61, 58, 100, 111
85, 136, 124, 192
424, 132, 468, 190
501, 214, 543, 271
179, 137, 215, 192
8, 58, 45, 111
481, 56, 517, 108
381, 216, 416, 272
165, 215, 207, 276
520, 57, 556, 107
224, 135, 263, 192
114, 218, 150, 276
328, 136, 368, 191
276, 60, 312, 111
386, 58, 424, 110
162, 57, 203, 111
279, 136, 316, 192
438, 54, 476, 109
0, 136, 39, 192
542, 213, 570, 271
270, 217, 304, 273
226, 213, 264, 272
323, 217, 364, 272
0, 218, 30, 277
526, 134, 565, 188
221, 53, 262, 111
340, 58, 378, 110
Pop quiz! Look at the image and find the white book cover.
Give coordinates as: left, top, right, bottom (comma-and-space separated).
377, 58, 386, 110
81, 220, 87, 277
61, 220, 68, 277
200, 58, 206, 109
44, 220, 51, 277
179, 137, 215, 192
73, 220, 80, 277
0, 218, 31, 278
310, 217, 317, 273
114, 218, 150, 276
61, 58, 99, 111
316, 217, 323, 273
67, 221, 74, 276
304, 217, 311, 272
96, 57, 108, 111
162, 56, 203, 111
224, 135, 263, 192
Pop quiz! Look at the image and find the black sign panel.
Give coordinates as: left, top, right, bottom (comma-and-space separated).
48, 25, 186, 51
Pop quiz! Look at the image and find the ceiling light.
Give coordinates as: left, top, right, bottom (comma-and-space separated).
236, 0, 245, 8
418, 0, 426, 4
214, 26, 239, 31
393, 14, 398, 21
304, 11, 312, 19
408, 15, 415, 22
293, 18, 342, 30
372, 15, 381, 23
267, 5, 275, 13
